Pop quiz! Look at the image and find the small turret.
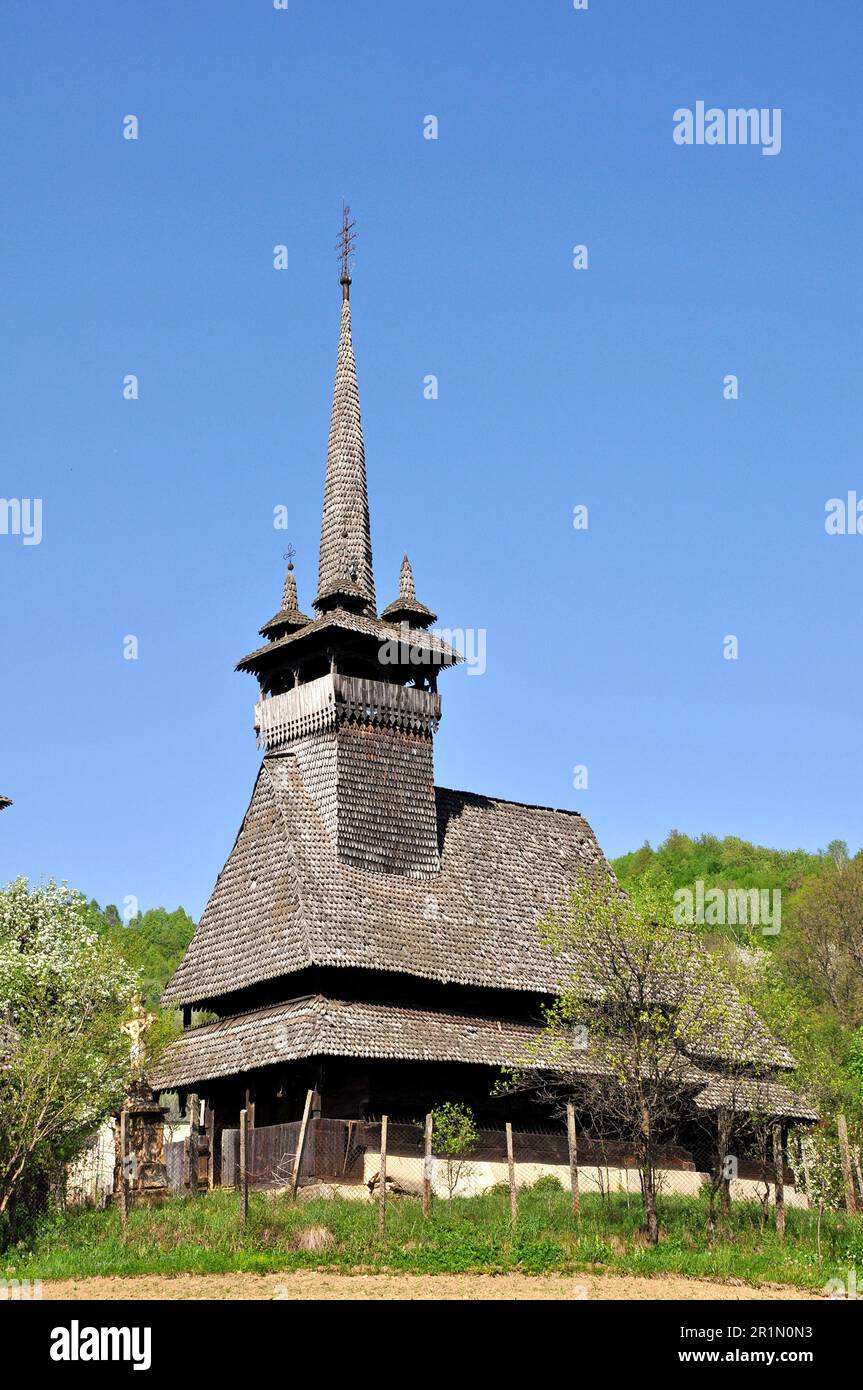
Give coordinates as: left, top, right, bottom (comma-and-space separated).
257, 552, 311, 643
381, 554, 437, 629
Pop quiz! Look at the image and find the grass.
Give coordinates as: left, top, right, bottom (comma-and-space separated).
4, 1186, 861, 1289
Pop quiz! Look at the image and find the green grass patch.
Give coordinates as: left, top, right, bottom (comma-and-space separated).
4, 1187, 861, 1289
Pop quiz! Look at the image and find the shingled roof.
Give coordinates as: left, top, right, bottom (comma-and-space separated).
381, 554, 437, 628
151, 995, 607, 1090
162, 756, 608, 1008
162, 759, 797, 1072
152, 994, 810, 1119
693, 1074, 818, 1122
151, 993, 703, 1092
236, 606, 459, 675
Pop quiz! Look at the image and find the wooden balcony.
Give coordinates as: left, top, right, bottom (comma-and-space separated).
254, 673, 441, 750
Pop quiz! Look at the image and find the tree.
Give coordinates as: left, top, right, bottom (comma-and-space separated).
848, 1028, 863, 1094
532, 869, 759, 1245
0, 879, 139, 1244
613, 831, 829, 899
623, 841, 654, 879
804, 1131, 846, 1259
695, 1079, 783, 1243
826, 840, 850, 870
431, 1102, 478, 1199
99, 905, 196, 1010
781, 858, 863, 1031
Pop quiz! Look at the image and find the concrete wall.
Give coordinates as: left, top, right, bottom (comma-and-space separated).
358, 1151, 809, 1207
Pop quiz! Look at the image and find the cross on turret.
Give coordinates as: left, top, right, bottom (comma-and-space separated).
336, 203, 357, 298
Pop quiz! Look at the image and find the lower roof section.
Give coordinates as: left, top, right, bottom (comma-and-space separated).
150, 995, 816, 1123
693, 1074, 818, 1122
150, 995, 558, 1091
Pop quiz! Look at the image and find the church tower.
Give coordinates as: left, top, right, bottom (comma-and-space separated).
236, 210, 459, 877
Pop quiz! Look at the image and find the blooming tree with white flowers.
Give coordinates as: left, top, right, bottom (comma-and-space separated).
0, 878, 139, 1238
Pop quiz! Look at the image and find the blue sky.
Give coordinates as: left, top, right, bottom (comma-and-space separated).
1, 1, 860, 918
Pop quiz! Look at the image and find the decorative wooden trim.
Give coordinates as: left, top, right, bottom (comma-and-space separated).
254, 673, 440, 750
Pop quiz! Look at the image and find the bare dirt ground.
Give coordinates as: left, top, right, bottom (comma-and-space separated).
41, 1271, 821, 1301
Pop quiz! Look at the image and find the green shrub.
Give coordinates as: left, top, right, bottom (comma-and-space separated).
530, 1174, 563, 1192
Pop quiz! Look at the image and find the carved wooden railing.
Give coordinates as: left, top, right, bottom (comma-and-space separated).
254, 673, 441, 750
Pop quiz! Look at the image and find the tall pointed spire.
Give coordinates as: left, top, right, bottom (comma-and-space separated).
314, 207, 375, 615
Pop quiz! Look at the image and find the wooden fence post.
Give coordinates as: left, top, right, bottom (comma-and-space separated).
506, 1122, 517, 1226
188, 1094, 200, 1196
795, 1130, 808, 1194
239, 1108, 249, 1226
118, 1109, 129, 1226
422, 1112, 433, 1218
837, 1113, 858, 1217
378, 1115, 388, 1237
290, 1088, 314, 1200
772, 1120, 785, 1239
566, 1103, 580, 1218
206, 1104, 215, 1190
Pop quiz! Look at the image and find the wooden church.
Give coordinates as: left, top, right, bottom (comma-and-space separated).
153, 225, 812, 1169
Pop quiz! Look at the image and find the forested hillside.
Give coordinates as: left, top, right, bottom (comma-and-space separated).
86, 902, 196, 1010
613, 830, 842, 895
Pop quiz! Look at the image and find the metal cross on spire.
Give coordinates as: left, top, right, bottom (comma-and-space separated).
337, 203, 357, 296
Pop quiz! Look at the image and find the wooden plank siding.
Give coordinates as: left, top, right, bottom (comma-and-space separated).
220, 1118, 365, 1189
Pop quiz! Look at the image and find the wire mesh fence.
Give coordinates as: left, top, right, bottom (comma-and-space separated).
353, 1120, 806, 1216
54, 1095, 834, 1245
208, 1106, 814, 1234
1, 1123, 114, 1251
65, 1124, 116, 1210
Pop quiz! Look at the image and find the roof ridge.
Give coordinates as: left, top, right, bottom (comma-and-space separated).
435, 784, 587, 819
